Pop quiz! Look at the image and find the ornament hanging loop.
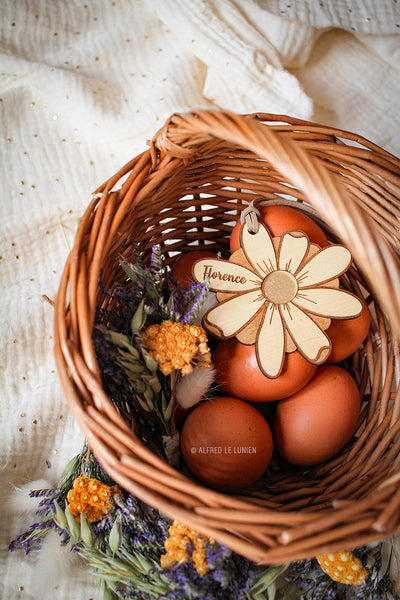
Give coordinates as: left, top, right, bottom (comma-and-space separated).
240, 199, 261, 234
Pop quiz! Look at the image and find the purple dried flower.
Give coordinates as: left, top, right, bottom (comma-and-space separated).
181, 281, 209, 324
29, 488, 55, 498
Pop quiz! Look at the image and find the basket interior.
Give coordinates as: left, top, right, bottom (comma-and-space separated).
95, 136, 399, 511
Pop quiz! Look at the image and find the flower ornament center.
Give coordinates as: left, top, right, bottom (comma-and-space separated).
261, 270, 298, 304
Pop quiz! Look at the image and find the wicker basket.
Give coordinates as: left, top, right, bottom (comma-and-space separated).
54, 111, 400, 564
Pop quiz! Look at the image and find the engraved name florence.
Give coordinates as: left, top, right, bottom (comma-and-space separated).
202, 264, 247, 285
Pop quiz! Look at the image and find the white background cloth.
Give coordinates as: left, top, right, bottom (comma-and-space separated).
1, 1, 400, 598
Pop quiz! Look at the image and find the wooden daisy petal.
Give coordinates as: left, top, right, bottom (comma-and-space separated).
296, 245, 352, 288
278, 231, 309, 274
294, 287, 363, 319
204, 289, 265, 338
256, 303, 285, 378
241, 222, 277, 278
193, 258, 261, 293
280, 302, 332, 364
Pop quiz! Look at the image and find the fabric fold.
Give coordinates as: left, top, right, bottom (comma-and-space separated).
154, 0, 314, 118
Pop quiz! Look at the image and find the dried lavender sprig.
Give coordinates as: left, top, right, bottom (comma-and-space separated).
149, 244, 165, 286
181, 280, 209, 324
158, 542, 257, 600
118, 246, 209, 325
28, 487, 60, 498
157, 294, 184, 323
9, 521, 53, 555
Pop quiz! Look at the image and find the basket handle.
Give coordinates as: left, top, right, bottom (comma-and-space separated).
153, 110, 400, 338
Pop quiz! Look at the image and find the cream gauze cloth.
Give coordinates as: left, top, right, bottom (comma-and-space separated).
1, 1, 400, 598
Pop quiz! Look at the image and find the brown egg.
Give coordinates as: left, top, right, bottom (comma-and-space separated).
171, 250, 217, 288
274, 365, 360, 466
212, 338, 317, 402
326, 299, 371, 363
230, 204, 329, 253
180, 396, 273, 490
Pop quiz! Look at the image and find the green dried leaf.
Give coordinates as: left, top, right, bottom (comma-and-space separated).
143, 386, 154, 403
166, 293, 175, 312
103, 554, 140, 575
246, 564, 289, 600
135, 394, 154, 413
147, 375, 162, 394
58, 454, 80, 487
108, 330, 132, 351
64, 503, 80, 539
131, 551, 159, 574
141, 348, 158, 373
161, 391, 167, 413
120, 260, 138, 283
109, 515, 122, 555
103, 586, 119, 600
53, 500, 68, 530
132, 379, 146, 394
131, 298, 146, 332
80, 512, 94, 547
164, 395, 174, 422
120, 360, 145, 376
126, 344, 140, 360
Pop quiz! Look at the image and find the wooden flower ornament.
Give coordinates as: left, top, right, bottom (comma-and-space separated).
192, 223, 363, 378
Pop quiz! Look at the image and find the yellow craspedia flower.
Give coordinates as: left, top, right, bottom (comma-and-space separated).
316, 551, 368, 585
66, 476, 119, 522
161, 519, 214, 576
142, 320, 211, 376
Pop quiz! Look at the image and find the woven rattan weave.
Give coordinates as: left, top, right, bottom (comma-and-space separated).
54, 111, 400, 563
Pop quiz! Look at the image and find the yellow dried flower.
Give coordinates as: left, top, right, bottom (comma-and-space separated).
66, 476, 119, 522
161, 520, 213, 576
316, 551, 368, 585
141, 320, 211, 376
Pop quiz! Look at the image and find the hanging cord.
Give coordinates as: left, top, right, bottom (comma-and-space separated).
240, 199, 261, 234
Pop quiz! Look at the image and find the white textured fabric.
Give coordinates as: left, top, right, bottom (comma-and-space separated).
1, 1, 400, 598
256, 0, 400, 34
